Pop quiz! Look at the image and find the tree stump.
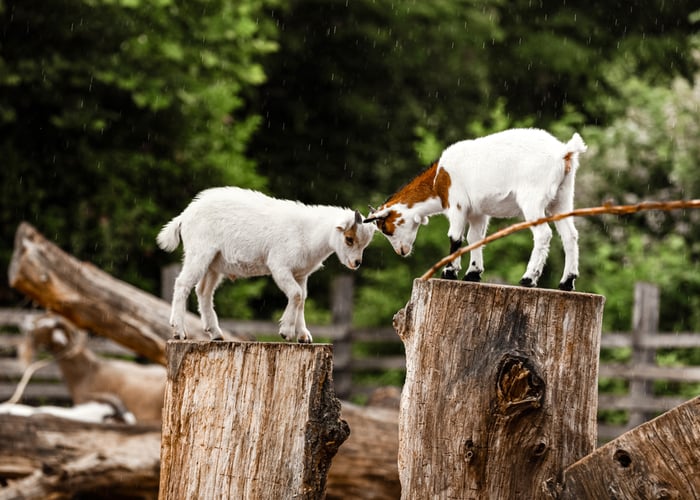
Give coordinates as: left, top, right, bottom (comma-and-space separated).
159, 341, 349, 500
394, 279, 605, 499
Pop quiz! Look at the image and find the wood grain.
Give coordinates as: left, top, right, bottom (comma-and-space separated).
395, 279, 605, 499
159, 341, 349, 500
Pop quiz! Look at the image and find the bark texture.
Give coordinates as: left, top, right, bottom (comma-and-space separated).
159, 340, 349, 500
8, 222, 243, 365
559, 395, 700, 499
394, 279, 605, 499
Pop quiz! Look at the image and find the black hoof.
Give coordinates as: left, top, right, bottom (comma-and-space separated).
463, 271, 482, 282
297, 337, 312, 344
211, 336, 224, 341
519, 277, 535, 288
559, 274, 577, 292
442, 269, 458, 280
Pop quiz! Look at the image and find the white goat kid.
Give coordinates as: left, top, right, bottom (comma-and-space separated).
365, 128, 587, 291
157, 187, 375, 342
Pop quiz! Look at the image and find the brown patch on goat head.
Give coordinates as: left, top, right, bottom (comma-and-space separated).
374, 210, 403, 236
343, 224, 358, 243
564, 152, 573, 174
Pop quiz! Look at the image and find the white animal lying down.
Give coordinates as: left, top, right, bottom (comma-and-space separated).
157, 187, 376, 343
366, 128, 587, 291
0, 396, 136, 424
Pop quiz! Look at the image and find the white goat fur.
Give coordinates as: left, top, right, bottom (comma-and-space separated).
366, 128, 587, 290
157, 187, 375, 342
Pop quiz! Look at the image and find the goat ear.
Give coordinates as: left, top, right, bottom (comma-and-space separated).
413, 214, 429, 225
354, 210, 363, 226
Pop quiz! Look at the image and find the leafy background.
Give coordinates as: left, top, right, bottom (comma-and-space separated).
2, 1, 700, 394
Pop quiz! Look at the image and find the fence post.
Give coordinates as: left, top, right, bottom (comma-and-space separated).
394, 279, 605, 498
159, 340, 349, 499
629, 282, 660, 427
331, 274, 354, 399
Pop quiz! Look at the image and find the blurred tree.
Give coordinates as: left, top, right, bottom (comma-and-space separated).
248, 0, 502, 206
0, 0, 277, 301
488, 0, 698, 124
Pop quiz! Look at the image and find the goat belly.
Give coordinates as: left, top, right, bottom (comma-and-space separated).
210, 255, 270, 279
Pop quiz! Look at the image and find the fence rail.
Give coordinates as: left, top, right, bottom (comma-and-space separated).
1, 280, 699, 441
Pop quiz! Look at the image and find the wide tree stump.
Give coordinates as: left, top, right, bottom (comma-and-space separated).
8, 222, 242, 365
394, 279, 605, 499
159, 341, 349, 499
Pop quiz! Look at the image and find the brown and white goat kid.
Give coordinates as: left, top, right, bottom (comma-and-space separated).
365, 128, 587, 291
157, 187, 376, 342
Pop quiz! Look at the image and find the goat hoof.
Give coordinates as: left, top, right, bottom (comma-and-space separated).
519, 277, 535, 288
559, 275, 577, 292
463, 271, 482, 282
441, 269, 458, 280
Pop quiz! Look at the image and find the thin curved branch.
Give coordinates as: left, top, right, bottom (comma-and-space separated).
419, 200, 700, 282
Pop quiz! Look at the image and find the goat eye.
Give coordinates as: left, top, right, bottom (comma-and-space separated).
345, 236, 354, 246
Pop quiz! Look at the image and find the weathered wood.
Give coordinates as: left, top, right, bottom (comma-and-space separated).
394, 279, 605, 499
327, 402, 400, 500
0, 415, 160, 499
159, 340, 349, 499
559, 395, 700, 499
629, 282, 659, 427
8, 222, 243, 365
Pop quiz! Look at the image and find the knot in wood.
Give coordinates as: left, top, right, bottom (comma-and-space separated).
496, 355, 544, 416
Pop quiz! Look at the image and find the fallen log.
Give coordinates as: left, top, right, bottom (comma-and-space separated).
559, 395, 700, 499
8, 222, 243, 365
327, 402, 400, 500
0, 415, 160, 500
0, 400, 399, 499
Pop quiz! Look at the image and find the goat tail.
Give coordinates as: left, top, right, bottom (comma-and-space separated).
565, 132, 587, 155
156, 216, 183, 252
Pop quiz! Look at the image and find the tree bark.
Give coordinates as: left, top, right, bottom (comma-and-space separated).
394, 279, 605, 499
8, 222, 243, 365
559, 395, 700, 499
0, 415, 160, 500
159, 340, 349, 500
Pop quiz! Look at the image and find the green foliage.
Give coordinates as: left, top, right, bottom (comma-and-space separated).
0, 0, 277, 301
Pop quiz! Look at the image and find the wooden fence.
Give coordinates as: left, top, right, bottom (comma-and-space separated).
1, 278, 698, 441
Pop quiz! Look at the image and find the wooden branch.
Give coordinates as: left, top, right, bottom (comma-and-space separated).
420, 199, 700, 281
0, 415, 160, 500
559, 395, 700, 499
8, 222, 244, 365
159, 341, 349, 499
394, 279, 605, 498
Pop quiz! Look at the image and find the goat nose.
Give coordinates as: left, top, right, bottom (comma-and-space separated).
354, 259, 362, 268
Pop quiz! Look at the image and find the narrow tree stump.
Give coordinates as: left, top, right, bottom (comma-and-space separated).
8, 222, 242, 365
159, 341, 349, 499
394, 279, 605, 499
559, 395, 700, 499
